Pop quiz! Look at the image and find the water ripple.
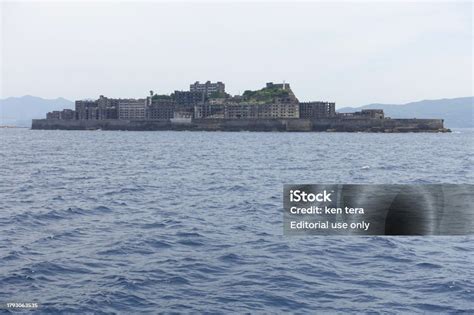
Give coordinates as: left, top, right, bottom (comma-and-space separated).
0, 129, 473, 313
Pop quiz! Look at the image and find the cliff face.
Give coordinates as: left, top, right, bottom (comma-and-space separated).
31, 118, 448, 132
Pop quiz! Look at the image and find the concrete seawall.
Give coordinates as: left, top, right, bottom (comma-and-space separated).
31, 118, 447, 132
311, 118, 445, 132
32, 119, 172, 131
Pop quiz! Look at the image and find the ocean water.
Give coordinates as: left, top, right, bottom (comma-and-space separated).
0, 128, 473, 314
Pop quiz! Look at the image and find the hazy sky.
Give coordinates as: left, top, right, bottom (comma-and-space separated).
1, 1, 472, 107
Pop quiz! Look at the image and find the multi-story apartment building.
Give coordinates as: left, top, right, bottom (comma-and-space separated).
299, 102, 336, 119
46, 111, 61, 120
97, 95, 119, 120
46, 109, 75, 120
173, 90, 205, 118
75, 100, 98, 120
195, 102, 299, 119
194, 104, 225, 119
174, 91, 205, 106
357, 109, 384, 119
224, 103, 299, 119
75, 97, 119, 120
147, 100, 175, 120
118, 99, 147, 120
190, 81, 225, 97
60, 109, 75, 120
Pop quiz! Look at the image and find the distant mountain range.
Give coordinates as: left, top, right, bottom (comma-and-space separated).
338, 97, 473, 128
1, 95, 472, 128
0, 95, 74, 127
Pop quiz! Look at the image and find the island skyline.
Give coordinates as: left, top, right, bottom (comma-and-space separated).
2, 94, 472, 129
30, 81, 450, 133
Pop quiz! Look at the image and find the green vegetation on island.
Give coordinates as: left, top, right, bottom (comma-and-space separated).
242, 86, 290, 103
208, 91, 229, 99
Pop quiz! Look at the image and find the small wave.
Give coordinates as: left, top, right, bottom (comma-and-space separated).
141, 222, 166, 229
1, 273, 35, 285
165, 276, 190, 285
177, 239, 204, 246
2, 251, 21, 261
35, 210, 65, 221
415, 262, 443, 269
26, 261, 95, 277
410, 302, 460, 313
93, 205, 113, 213
144, 239, 172, 249
104, 187, 145, 196
175, 232, 202, 238
219, 253, 244, 263
97, 248, 127, 256
227, 185, 251, 192
66, 207, 87, 215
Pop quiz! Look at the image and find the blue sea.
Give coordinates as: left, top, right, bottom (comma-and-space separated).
1, 128, 473, 314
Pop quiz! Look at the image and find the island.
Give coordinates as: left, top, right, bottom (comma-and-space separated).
32, 81, 450, 132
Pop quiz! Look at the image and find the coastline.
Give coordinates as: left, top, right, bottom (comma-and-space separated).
31, 117, 450, 133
